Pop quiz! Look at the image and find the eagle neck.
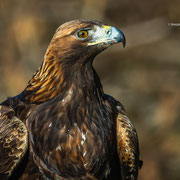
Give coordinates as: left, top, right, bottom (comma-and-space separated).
22, 54, 104, 104
65, 61, 105, 104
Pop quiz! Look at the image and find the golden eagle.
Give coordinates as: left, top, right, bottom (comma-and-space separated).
0, 20, 142, 180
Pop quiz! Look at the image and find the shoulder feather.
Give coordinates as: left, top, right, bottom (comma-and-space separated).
0, 105, 28, 178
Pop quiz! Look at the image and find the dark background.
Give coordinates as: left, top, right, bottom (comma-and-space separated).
0, 0, 180, 179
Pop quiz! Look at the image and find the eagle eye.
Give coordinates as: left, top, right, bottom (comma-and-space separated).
76, 30, 88, 39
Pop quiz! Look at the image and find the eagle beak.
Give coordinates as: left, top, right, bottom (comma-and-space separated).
87, 25, 126, 48
103, 25, 126, 48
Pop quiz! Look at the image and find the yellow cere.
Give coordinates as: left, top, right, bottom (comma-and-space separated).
103, 25, 111, 30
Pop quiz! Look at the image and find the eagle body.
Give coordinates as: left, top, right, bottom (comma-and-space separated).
28, 66, 116, 179
0, 20, 142, 180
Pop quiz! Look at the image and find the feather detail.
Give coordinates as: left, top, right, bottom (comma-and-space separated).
116, 110, 141, 180
0, 105, 28, 178
0, 20, 141, 180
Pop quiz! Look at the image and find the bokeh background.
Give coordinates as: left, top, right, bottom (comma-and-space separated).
0, 0, 180, 179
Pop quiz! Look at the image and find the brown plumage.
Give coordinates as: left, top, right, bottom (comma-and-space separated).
0, 20, 142, 180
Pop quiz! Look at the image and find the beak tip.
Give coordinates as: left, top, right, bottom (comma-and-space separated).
111, 27, 126, 48
119, 30, 126, 48
122, 37, 126, 48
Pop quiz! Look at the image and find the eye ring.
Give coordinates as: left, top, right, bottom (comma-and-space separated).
76, 30, 88, 39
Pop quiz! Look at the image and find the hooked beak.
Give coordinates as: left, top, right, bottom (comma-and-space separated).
87, 25, 126, 48
103, 25, 126, 47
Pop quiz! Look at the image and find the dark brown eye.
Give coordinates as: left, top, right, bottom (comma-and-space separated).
77, 30, 88, 39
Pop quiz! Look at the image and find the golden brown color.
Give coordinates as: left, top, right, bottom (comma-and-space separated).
0, 20, 141, 180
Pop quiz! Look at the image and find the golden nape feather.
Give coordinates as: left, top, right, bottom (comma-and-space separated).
0, 20, 142, 180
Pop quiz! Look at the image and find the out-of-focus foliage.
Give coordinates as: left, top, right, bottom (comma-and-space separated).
0, 0, 180, 179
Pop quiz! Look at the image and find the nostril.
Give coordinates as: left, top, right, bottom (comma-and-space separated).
106, 29, 112, 35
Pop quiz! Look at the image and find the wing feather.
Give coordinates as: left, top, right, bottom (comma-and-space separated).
116, 106, 141, 180
0, 105, 28, 178
105, 94, 142, 180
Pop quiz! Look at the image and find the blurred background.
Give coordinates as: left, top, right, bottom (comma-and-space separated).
0, 0, 180, 179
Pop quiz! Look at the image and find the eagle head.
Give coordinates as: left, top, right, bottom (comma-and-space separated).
47, 20, 126, 63
25, 20, 125, 103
